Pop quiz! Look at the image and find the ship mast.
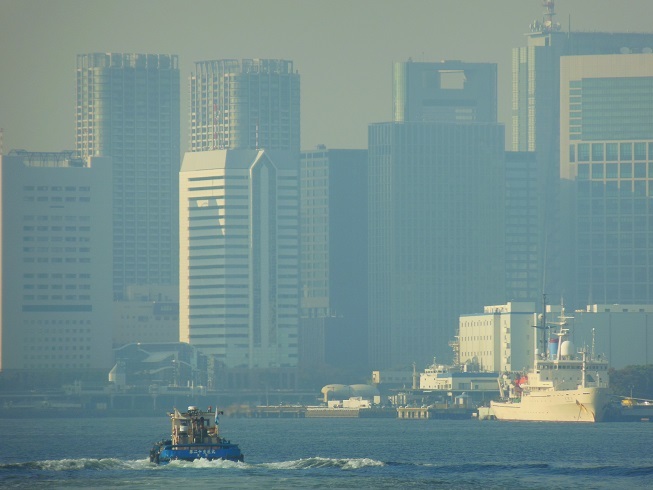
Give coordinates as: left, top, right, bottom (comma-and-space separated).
532, 293, 549, 362
549, 300, 574, 361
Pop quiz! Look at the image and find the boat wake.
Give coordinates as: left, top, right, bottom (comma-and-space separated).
262, 457, 385, 470
0, 458, 151, 472
2, 457, 652, 479
0, 456, 384, 473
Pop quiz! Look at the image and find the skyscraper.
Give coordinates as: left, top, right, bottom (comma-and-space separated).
504, 151, 540, 302
367, 60, 505, 369
560, 53, 653, 305
179, 149, 299, 385
0, 151, 112, 383
393, 60, 497, 123
190, 59, 300, 152
511, 1, 653, 305
76, 53, 180, 300
368, 119, 505, 368
183, 59, 301, 387
299, 148, 368, 372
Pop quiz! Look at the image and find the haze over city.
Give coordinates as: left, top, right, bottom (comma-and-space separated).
4, 0, 653, 480
2, 0, 652, 152
3, 0, 653, 430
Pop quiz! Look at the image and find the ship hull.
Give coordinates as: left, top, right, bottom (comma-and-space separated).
490, 387, 608, 423
150, 443, 243, 464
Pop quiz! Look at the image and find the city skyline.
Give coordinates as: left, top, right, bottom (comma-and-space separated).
2, 0, 653, 382
2, 1, 652, 154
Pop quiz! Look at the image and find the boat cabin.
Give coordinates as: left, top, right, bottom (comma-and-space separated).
170, 406, 222, 445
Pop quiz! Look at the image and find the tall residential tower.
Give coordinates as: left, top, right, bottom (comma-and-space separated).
190, 59, 300, 152
76, 53, 180, 300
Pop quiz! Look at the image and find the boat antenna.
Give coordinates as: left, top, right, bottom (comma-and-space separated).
543, 293, 547, 357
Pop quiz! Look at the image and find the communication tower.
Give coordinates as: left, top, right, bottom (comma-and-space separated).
529, 0, 561, 33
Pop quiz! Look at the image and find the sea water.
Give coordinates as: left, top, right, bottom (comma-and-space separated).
1, 416, 652, 489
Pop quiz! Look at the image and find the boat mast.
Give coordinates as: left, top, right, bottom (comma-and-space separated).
550, 301, 573, 361
542, 293, 547, 359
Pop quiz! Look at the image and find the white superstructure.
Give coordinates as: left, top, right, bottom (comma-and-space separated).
490, 306, 609, 422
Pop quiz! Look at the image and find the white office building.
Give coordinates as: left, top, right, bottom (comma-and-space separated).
0, 151, 113, 375
179, 149, 299, 370
458, 302, 536, 373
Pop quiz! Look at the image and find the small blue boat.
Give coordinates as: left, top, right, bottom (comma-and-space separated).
149, 406, 243, 464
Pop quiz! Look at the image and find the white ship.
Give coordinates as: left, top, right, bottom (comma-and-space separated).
490, 306, 609, 423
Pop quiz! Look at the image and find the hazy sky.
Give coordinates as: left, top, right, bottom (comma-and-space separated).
1, 0, 652, 153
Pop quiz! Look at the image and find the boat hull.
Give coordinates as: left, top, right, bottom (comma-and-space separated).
151, 443, 243, 464
490, 387, 608, 423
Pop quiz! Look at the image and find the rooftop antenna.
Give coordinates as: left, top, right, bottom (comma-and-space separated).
542, 1, 561, 33
530, 1, 561, 34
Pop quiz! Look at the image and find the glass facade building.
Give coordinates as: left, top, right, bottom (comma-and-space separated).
368, 122, 506, 369
190, 59, 300, 152
505, 151, 540, 302
369, 59, 505, 369
513, 31, 653, 154
299, 148, 368, 371
560, 54, 653, 305
75, 53, 180, 300
512, 16, 653, 306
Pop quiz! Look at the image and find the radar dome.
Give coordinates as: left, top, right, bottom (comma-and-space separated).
560, 340, 575, 358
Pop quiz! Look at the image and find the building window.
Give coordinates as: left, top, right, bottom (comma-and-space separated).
591, 164, 604, 179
